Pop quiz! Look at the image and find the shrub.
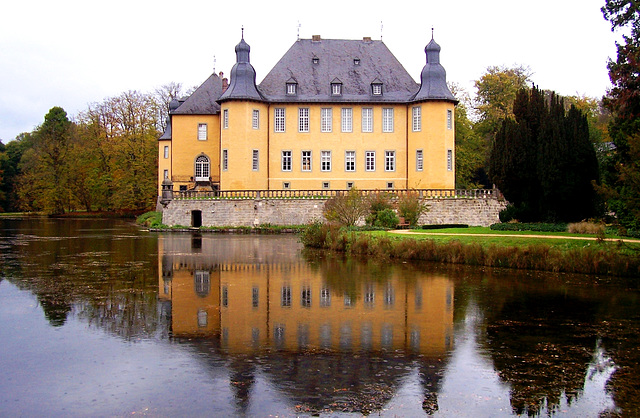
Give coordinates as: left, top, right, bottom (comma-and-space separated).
398, 192, 429, 226
136, 211, 162, 227
323, 188, 369, 226
490, 223, 568, 232
365, 192, 395, 226
373, 208, 399, 229
567, 221, 605, 235
421, 224, 469, 230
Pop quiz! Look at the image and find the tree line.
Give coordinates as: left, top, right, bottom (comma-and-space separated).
0, 83, 184, 214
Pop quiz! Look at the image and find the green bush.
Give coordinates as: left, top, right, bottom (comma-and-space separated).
397, 192, 429, 226
374, 208, 399, 229
323, 188, 369, 226
422, 224, 469, 230
136, 211, 162, 227
490, 223, 568, 232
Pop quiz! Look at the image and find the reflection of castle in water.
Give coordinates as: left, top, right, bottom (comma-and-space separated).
158, 234, 454, 355
158, 233, 453, 413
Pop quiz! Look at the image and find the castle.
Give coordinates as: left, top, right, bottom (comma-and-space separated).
158, 33, 457, 196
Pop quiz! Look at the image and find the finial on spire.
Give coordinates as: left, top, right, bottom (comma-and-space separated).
213, 55, 216, 73
380, 21, 383, 41
431, 27, 434, 39
241, 26, 244, 39
297, 21, 301, 40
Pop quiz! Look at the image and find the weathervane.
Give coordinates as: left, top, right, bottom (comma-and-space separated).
431, 26, 434, 39
297, 20, 301, 40
213, 55, 216, 73
380, 21, 383, 41
241, 25, 244, 39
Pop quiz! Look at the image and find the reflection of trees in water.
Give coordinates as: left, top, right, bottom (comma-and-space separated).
485, 291, 599, 415
1, 219, 163, 339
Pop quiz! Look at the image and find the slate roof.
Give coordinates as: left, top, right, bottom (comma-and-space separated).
218, 38, 264, 102
412, 38, 456, 102
172, 73, 224, 115
258, 38, 420, 103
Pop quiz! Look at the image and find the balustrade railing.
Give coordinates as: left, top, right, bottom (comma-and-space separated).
169, 188, 502, 200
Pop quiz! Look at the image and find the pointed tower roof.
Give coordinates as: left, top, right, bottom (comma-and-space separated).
412, 35, 456, 103
218, 35, 264, 102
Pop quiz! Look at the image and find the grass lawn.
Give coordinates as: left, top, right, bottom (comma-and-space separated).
368, 227, 640, 254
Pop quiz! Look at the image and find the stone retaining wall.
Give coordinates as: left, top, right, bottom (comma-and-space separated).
162, 197, 508, 227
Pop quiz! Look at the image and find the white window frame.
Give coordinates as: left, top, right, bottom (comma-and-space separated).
321, 108, 332, 132
198, 123, 208, 140
252, 149, 259, 171
286, 83, 297, 95
447, 109, 453, 130
301, 150, 312, 172
447, 149, 453, 171
412, 106, 421, 132
283, 182, 291, 190
252, 109, 259, 129
332, 83, 342, 96
382, 108, 394, 132
163, 169, 169, 179
223, 109, 229, 129
365, 151, 376, 172
341, 108, 352, 132
372, 83, 382, 95
222, 149, 228, 171
416, 149, 423, 171
299, 108, 309, 132
163, 146, 169, 159
274, 108, 285, 132
195, 155, 210, 181
321, 150, 331, 172
385, 150, 396, 172
345, 150, 355, 172
362, 108, 373, 133
322, 181, 330, 189
281, 150, 292, 171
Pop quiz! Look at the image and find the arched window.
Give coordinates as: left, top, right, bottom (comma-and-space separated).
195, 155, 210, 181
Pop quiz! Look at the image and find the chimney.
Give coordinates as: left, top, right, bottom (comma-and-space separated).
312, 35, 321, 42
363, 36, 372, 42
222, 77, 229, 93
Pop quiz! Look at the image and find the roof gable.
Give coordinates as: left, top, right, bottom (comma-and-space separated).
173, 73, 224, 115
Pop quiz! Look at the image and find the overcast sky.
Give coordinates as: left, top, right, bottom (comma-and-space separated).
0, 0, 621, 142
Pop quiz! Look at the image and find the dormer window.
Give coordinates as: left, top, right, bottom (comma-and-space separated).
312, 56, 319, 65
354, 58, 360, 65
331, 78, 343, 96
371, 82, 383, 96
286, 82, 297, 95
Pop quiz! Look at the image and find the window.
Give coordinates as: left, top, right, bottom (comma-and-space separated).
321, 108, 332, 132
286, 82, 297, 95
387, 182, 394, 189
346, 182, 354, 189
312, 57, 319, 64
281, 286, 291, 307
252, 287, 259, 308
345, 150, 355, 172
221, 285, 228, 307
222, 149, 228, 171
322, 182, 330, 189
252, 109, 259, 129
252, 149, 259, 171
362, 108, 373, 132
331, 83, 342, 96
301, 287, 311, 308
299, 108, 309, 132
195, 155, 210, 181
301, 150, 312, 171
382, 108, 394, 132
385, 151, 395, 172
283, 182, 290, 189
341, 108, 352, 132
372, 83, 382, 95
447, 109, 453, 130
447, 149, 453, 171
198, 123, 208, 140
354, 58, 360, 65
223, 109, 229, 129
274, 108, 285, 132
321, 151, 331, 171
163, 169, 169, 179
412, 106, 421, 132
163, 146, 169, 159
365, 151, 375, 171
281, 150, 292, 171
416, 150, 424, 171
320, 287, 331, 307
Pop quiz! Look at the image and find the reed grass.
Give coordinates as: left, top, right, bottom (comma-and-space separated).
301, 223, 640, 277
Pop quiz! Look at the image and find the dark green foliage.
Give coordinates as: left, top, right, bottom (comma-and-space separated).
136, 211, 163, 228
489, 86, 600, 222
372, 208, 399, 229
421, 224, 469, 229
397, 192, 429, 226
490, 223, 568, 232
599, 0, 640, 230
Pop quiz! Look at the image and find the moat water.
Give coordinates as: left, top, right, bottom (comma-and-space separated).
1, 218, 638, 417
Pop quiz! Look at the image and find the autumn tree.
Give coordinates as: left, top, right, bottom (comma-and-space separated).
600, 0, 640, 230
450, 83, 485, 188
17, 107, 74, 214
